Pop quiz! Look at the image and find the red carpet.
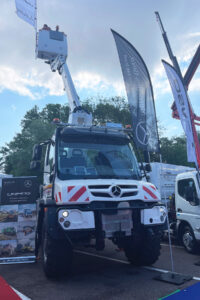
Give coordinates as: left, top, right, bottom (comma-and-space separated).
0, 276, 21, 299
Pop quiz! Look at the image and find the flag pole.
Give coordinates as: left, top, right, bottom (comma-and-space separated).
159, 154, 174, 274
35, 0, 38, 59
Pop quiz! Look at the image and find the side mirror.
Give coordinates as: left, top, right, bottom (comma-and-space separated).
145, 163, 152, 173
32, 144, 42, 161
30, 161, 41, 170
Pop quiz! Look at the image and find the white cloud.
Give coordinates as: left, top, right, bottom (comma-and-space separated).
187, 32, 200, 38
188, 77, 200, 92
151, 64, 171, 99
0, 64, 126, 100
1, 0, 200, 102
0, 66, 35, 99
74, 71, 126, 96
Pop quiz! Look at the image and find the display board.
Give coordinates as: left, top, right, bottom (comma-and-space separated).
0, 177, 38, 263
1, 177, 38, 205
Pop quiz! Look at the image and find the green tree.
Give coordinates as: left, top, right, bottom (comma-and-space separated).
160, 136, 194, 167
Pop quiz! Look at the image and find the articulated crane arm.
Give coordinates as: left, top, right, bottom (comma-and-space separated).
36, 27, 92, 126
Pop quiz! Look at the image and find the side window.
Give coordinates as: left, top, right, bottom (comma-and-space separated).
47, 143, 55, 173
178, 178, 197, 205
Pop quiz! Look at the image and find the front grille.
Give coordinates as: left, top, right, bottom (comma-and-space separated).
88, 184, 138, 199
91, 192, 112, 198
119, 185, 137, 189
121, 191, 138, 197
88, 185, 110, 189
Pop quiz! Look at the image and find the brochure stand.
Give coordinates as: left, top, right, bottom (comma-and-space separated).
0, 177, 38, 264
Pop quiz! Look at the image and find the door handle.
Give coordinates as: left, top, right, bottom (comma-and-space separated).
177, 208, 182, 212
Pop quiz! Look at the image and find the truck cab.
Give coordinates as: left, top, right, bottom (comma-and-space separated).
32, 124, 167, 278
175, 171, 200, 253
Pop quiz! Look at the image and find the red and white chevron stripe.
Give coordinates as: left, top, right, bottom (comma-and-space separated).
142, 185, 158, 200
67, 186, 89, 202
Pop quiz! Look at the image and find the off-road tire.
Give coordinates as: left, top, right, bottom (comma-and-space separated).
123, 231, 161, 266
42, 227, 73, 278
181, 225, 199, 254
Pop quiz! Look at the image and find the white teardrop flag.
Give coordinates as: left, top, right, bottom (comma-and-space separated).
15, 0, 37, 29
162, 60, 198, 168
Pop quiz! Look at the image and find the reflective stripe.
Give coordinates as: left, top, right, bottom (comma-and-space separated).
143, 186, 157, 199
150, 185, 156, 191
68, 186, 75, 193
55, 195, 58, 203
69, 186, 87, 202
58, 192, 62, 202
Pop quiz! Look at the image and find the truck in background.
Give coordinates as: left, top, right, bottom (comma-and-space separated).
175, 170, 200, 254
148, 163, 195, 204
148, 163, 200, 254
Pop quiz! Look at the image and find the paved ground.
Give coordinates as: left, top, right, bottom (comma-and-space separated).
0, 241, 200, 300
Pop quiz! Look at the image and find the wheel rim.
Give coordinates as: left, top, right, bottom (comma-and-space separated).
183, 231, 194, 251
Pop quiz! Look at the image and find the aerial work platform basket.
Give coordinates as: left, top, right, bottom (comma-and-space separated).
36, 28, 68, 60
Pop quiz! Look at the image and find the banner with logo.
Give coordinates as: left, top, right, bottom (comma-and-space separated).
162, 60, 199, 168
15, 0, 37, 29
112, 30, 160, 153
0, 177, 38, 263
1, 177, 38, 205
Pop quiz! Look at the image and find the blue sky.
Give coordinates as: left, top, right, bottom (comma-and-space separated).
1, 0, 200, 147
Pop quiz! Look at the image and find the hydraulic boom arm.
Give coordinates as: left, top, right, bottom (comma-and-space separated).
36, 27, 92, 125
50, 55, 81, 112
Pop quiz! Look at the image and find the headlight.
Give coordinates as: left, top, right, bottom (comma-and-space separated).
62, 210, 69, 218
159, 207, 165, 214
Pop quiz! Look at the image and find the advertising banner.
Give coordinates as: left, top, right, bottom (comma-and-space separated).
1, 177, 38, 205
112, 30, 160, 153
0, 177, 38, 263
162, 60, 199, 168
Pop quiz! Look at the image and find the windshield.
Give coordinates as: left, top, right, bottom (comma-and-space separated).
57, 135, 141, 180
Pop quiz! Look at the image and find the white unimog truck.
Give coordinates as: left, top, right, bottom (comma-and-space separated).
30, 26, 167, 277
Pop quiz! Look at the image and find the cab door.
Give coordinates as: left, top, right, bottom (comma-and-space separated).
176, 177, 200, 237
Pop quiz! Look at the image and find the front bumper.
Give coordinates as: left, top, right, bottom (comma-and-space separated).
41, 199, 167, 240
57, 201, 167, 236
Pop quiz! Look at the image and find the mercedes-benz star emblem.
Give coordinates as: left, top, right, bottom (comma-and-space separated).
136, 121, 151, 146
111, 186, 121, 197
24, 180, 32, 188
